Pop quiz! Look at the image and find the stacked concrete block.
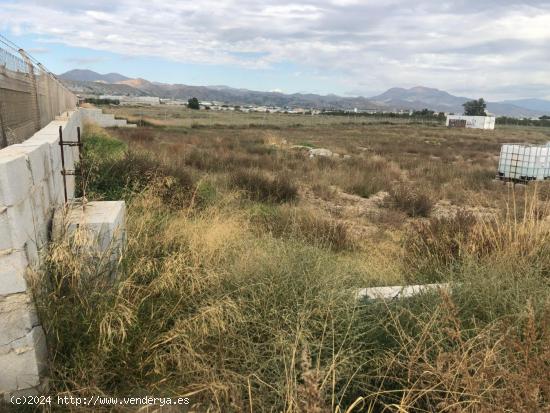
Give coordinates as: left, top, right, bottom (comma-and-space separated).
0, 293, 47, 394
80, 107, 136, 128
0, 109, 83, 397
0, 108, 130, 396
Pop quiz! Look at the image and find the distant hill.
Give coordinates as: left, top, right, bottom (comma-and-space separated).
59, 69, 130, 83
58, 69, 543, 117
501, 99, 550, 114
370, 86, 542, 118
371, 86, 467, 109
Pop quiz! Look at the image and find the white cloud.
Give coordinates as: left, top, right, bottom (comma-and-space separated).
1, 0, 549, 98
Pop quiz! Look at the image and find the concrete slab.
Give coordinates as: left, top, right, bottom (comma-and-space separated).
356, 283, 450, 301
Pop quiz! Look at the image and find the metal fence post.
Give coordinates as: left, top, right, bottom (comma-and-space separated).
18, 49, 41, 131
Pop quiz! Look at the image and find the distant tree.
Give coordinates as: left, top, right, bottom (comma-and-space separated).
463, 98, 487, 116
187, 97, 200, 110
540, 115, 550, 120
85, 97, 119, 105
412, 108, 435, 117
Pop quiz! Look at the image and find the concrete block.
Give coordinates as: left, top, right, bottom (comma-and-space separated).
10, 142, 51, 185
66, 201, 126, 255
0, 251, 28, 296
356, 283, 450, 300
0, 206, 12, 251
65, 201, 126, 278
29, 187, 50, 250
6, 199, 36, 250
0, 326, 47, 392
0, 293, 39, 346
0, 150, 32, 207
25, 238, 40, 270
26, 129, 59, 146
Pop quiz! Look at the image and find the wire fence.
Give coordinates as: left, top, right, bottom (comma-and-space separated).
0, 36, 77, 148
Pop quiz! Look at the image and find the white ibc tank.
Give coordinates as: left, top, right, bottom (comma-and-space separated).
498, 144, 550, 181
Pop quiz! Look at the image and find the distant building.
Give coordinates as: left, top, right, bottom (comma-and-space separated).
446, 115, 496, 130
99, 95, 160, 105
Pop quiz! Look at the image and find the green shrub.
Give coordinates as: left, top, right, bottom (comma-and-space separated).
79, 131, 194, 205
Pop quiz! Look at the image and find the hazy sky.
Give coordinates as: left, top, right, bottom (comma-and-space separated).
1, 0, 549, 100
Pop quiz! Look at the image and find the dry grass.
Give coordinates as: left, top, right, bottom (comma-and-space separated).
229, 168, 298, 203
20, 110, 550, 412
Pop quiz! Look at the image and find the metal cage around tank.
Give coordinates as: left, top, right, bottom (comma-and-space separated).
497, 143, 550, 182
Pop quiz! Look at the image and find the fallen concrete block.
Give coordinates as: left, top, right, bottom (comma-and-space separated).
356, 283, 450, 301
66, 201, 126, 253
63, 201, 126, 277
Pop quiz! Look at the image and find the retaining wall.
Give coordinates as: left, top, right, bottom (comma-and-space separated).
0, 107, 129, 396
80, 108, 136, 128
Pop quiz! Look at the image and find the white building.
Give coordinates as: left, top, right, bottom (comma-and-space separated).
446, 115, 496, 130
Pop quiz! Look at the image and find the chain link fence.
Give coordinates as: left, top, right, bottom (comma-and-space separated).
0, 41, 77, 148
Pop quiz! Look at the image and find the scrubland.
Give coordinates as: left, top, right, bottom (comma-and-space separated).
25, 108, 550, 412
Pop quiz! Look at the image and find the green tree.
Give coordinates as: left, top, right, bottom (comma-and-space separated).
187, 97, 200, 110
463, 98, 487, 116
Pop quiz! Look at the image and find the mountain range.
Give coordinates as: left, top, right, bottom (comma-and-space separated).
59, 69, 549, 118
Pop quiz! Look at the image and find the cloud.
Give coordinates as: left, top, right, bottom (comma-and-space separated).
1, 0, 549, 98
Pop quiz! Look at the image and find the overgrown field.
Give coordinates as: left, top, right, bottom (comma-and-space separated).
27, 109, 550, 411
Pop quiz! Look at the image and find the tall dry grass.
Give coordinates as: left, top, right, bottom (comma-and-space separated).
22, 125, 550, 412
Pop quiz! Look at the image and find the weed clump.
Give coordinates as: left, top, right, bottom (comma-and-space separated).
389, 182, 434, 217
230, 169, 298, 203
403, 210, 482, 282
253, 205, 356, 251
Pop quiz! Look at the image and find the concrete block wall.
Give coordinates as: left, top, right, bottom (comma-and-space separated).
80, 108, 137, 128
0, 109, 83, 396
0, 107, 131, 396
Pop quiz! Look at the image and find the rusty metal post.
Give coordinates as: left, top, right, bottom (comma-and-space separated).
77, 126, 85, 199
58, 125, 68, 204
